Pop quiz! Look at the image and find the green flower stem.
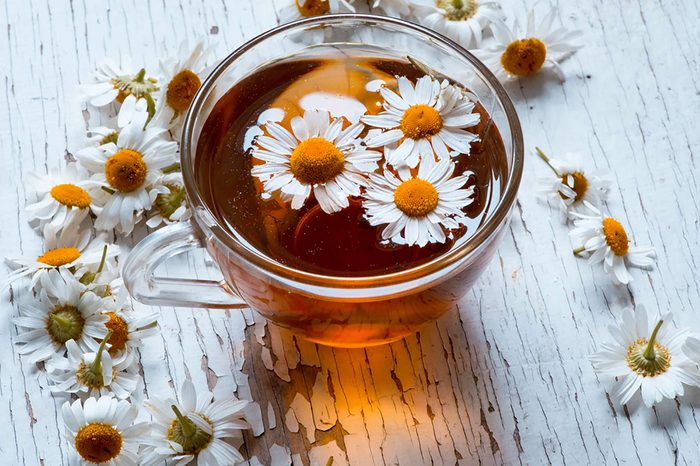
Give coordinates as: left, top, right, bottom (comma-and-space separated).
162, 162, 181, 174
95, 245, 108, 276
91, 330, 113, 374
50, 313, 72, 329
643, 319, 664, 361
134, 68, 146, 83
573, 246, 586, 256
535, 146, 561, 176
171, 405, 197, 438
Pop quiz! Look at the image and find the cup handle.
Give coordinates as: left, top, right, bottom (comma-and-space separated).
122, 220, 248, 309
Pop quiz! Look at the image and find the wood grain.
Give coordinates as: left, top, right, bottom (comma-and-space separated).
1, 0, 700, 464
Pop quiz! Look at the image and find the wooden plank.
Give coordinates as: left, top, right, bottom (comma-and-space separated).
1, 0, 700, 464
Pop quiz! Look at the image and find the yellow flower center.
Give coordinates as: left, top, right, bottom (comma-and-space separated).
626, 338, 671, 377
46, 304, 85, 345
37, 247, 81, 267
105, 149, 148, 192
394, 178, 439, 217
296, 0, 330, 16
561, 171, 588, 202
50, 184, 91, 209
437, 0, 478, 21
166, 69, 201, 113
105, 312, 129, 354
400, 105, 443, 140
75, 423, 123, 464
289, 137, 345, 185
500, 38, 547, 76
602, 217, 629, 256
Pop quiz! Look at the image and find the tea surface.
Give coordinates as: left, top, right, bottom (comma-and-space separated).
196, 53, 507, 276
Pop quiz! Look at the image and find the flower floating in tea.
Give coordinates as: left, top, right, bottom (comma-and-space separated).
62, 396, 148, 465
590, 305, 700, 407
142, 378, 251, 466
535, 147, 611, 215
364, 157, 474, 247
76, 105, 179, 234
12, 269, 109, 363
278, 0, 355, 22
410, 0, 505, 49
479, 7, 581, 81
152, 40, 211, 129
570, 203, 656, 285
251, 109, 382, 214
82, 58, 159, 108
362, 76, 480, 168
245, 70, 482, 248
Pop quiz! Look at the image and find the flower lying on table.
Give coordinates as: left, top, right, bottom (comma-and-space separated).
62, 396, 149, 465
410, 0, 505, 49
13, 270, 109, 363
141, 379, 251, 466
535, 147, 611, 215
478, 7, 582, 81
590, 305, 700, 407
3, 33, 263, 464
570, 202, 656, 285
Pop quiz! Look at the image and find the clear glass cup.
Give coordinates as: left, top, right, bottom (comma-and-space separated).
122, 14, 523, 348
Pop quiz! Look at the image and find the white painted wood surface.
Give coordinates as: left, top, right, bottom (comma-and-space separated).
2, 0, 700, 464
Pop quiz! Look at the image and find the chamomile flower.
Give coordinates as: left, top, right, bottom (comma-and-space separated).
278, 0, 355, 23
25, 163, 101, 236
251, 109, 382, 214
570, 203, 656, 285
590, 305, 700, 407
13, 269, 108, 363
363, 156, 474, 247
152, 40, 210, 129
410, 0, 504, 49
84, 96, 149, 148
146, 172, 190, 228
82, 58, 158, 108
535, 148, 611, 214
141, 378, 251, 466
62, 396, 149, 465
479, 8, 582, 81
3, 227, 118, 292
86, 125, 120, 148
362, 76, 480, 168
47, 333, 140, 399
100, 288, 159, 366
370, 0, 411, 17
76, 108, 178, 234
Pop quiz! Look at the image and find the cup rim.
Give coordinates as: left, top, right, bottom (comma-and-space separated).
181, 13, 523, 288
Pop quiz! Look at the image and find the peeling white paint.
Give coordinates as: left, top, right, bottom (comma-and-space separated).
2, 0, 700, 465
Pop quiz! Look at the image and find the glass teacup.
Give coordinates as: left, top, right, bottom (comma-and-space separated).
122, 14, 523, 348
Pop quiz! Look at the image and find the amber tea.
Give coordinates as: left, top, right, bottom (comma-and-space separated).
195, 48, 508, 277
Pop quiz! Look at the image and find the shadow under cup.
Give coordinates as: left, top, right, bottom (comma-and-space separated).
123, 15, 523, 348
